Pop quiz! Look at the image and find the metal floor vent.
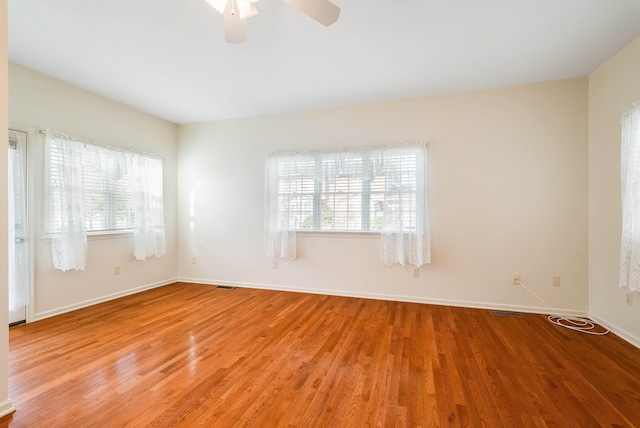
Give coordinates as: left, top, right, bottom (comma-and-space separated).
216, 285, 236, 290
9, 320, 26, 328
489, 311, 524, 318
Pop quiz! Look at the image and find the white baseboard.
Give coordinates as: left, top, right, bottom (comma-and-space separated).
177, 277, 589, 317
0, 399, 15, 418
27, 276, 638, 350
34, 278, 177, 322
588, 313, 640, 350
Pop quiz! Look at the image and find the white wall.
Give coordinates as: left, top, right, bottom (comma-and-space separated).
0, 0, 14, 418
589, 35, 640, 347
178, 78, 589, 314
8, 63, 178, 319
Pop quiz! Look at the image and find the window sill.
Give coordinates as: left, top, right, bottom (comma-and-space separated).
87, 229, 134, 238
42, 230, 134, 244
296, 231, 380, 239
87, 231, 134, 240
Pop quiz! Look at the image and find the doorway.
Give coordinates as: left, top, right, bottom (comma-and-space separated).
8, 130, 29, 326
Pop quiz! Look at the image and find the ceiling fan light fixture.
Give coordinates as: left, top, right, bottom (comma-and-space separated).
204, 0, 340, 44
206, 0, 259, 18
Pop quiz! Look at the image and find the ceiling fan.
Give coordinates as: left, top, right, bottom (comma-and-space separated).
204, 0, 341, 43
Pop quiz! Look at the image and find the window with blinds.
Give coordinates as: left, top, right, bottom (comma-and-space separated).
277, 158, 316, 230
270, 146, 422, 233
46, 138, 159, 235
84, 150, 133, 232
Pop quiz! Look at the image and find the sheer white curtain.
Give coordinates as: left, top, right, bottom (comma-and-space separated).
45, 132, 88, 271
8, 131, 29, 310
264, 153, 312, 259
620, 102, 640, 291
378, 143, 430, 267
264, 143, 430, 266
130, 155, 166, 260
46, 130, 166, 268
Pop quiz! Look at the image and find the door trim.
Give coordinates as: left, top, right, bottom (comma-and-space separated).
9, 124, 36, 324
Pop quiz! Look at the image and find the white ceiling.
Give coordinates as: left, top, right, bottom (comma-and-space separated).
8, 0, 640, 124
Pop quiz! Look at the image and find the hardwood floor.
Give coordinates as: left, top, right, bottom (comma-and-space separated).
4, 282, 640, 427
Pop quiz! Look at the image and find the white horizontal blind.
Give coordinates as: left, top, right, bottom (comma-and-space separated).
319, 154, 364, 231
46, 138, 154, 235
268, 144, 424, 233
46, 140, 64, 235
379, 150, 418, 232
369, 175, 386, 231
277, 157, 315, 230
83, 149, 133, 232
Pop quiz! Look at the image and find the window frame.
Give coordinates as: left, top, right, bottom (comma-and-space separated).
43, 135, 162, 238
268, 144, 425, 234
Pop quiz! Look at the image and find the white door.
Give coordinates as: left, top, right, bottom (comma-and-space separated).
8, 130, 29, 326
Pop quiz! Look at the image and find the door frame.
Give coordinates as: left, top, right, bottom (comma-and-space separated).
9, 124, 36, 324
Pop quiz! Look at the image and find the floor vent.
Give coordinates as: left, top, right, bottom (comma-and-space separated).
9, 320, 26, 328
216, 285, 236, 290
489, 311, 524, 318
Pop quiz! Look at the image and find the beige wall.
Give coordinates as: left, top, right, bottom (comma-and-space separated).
589, 35, 640, 346
8, 63, 178, 319
178, 78, 589, 314
0, 0, 13, 418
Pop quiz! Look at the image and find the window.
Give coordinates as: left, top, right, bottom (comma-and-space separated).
265, 142, 430, 266
46, 141, 136, 234
44, 130, 165, 271
45, 138, 159, 235
271, 147, 422, 233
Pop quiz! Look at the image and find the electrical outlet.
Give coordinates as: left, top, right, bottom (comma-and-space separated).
192, 257, 197, 264
626, 292, 634, 307
114, 265, 120, 275
512, 274, 520, 285
412, 268, 420, 278
552, 276, 561, 287
272, 260, 278, 269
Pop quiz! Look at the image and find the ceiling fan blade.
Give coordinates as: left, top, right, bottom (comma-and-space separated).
283, 0, 340, 27
204, 0, 227, 15
237, 1, 258, 19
